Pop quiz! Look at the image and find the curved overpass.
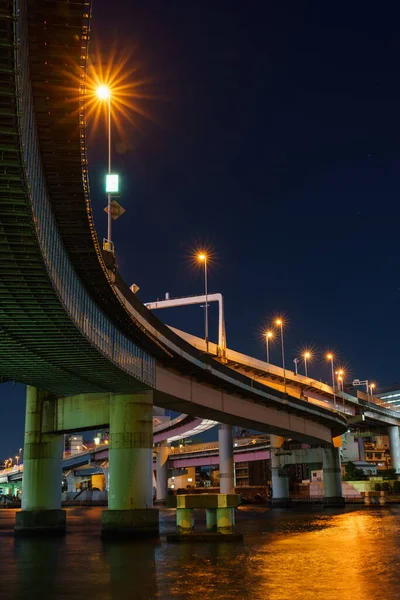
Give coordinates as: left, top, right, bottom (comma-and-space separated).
0, 0, 346, 444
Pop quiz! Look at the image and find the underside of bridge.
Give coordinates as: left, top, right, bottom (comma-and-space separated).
0, 0, 348, 442
0, 0, 351, 537
0, 0, 158, 393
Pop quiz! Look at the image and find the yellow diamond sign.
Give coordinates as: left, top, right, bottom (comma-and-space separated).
104, 200, 125, 221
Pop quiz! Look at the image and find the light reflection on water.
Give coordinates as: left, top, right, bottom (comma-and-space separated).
0, 506, 399, 600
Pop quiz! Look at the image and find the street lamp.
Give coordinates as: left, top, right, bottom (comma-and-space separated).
275, 318, 286, 393
198, 253, 209, 352
15, 455, 19, 466
265, 330, 273, 363
96, 85, 113, 252
336, 369, 345, 411
369, 382, 376, 400
326, 353, 336, 410
303, 351, 311, 377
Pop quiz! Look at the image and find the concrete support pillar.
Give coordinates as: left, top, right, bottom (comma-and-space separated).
216, 507, 235, 533
388, 426, 400, 475
357, 437, 366, 462
102, 467, 109, 491
66, 473, 78, 493
218, 424, 235, 494
101, 391, 159, 538
322, 445, 344, 506
206, 508, 217, 532
155, 444, 169, 504
176, 508, 194, 534
15, 386, 65, 535
270, 434, 291, 507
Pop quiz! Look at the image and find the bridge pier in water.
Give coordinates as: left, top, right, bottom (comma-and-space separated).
388, 426, 400, 474
101, 391, 159, 539
218, 423, 235, 531
322, 445, 345, 506
15, 387, 66, 536
155, 443, 169, 504
270, 435, 291, 507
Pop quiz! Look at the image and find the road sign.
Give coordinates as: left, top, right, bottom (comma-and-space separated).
104, 200, 125, 220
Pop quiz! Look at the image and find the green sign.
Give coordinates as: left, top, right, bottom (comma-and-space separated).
105, 174, 119, 194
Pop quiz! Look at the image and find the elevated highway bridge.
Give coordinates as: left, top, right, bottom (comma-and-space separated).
0, 0, 396, 536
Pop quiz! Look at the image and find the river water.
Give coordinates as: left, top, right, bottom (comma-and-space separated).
0, 505, 399, 600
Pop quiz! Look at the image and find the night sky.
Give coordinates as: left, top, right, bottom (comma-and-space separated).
2, 1, 400, 459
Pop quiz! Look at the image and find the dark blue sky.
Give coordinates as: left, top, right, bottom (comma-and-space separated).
2, 1, 400, 459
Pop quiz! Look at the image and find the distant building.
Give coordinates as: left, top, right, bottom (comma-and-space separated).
377, 386, 400, 408
65, 435, 83, 455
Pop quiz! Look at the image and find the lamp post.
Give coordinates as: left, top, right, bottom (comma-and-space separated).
275, 319, 286, 393
198, 253, 209, 352
326, 353, 336, 410
337, 369, 345, 411
369, 382, 376, 401
96, 85, 113, 250
15, 455, 19, 466
265, 330, 273, 363
303, 351, 311, 377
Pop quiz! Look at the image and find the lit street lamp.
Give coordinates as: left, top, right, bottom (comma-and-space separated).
15, 455, 19, 466
336, 369, 345, 411
265, 330, 273, 363
275, 318, 286, 393
198, 253, 209, 352
326, 353, 336, 410
303, 351, 311, 377
96, 85, 116, 253
369, 382, 376, 396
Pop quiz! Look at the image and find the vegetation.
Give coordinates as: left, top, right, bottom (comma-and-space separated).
343, 461, 368, 481
393, 480, 400, 494
383, 468, 397, 480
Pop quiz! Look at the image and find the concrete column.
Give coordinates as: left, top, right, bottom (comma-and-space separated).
218, 424, 235, 494
388, 426, 400, 474
206, 508, 217, 532
101, 391, 159, 538
15, 386, 65, 535
357, 437, 366, 462
270, 434, 291, 507
102, 467, 109, 491
176, 508, 194, 534
322, 445, 344, 506
216, 507, 235, 533
66, 473, 78, 493
155, 444, 169, 504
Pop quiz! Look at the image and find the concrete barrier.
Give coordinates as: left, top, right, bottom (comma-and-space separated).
167, 494, 243, 542
363, 491, 386, 505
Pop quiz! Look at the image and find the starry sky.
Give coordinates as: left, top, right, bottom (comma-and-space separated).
2, 1, 400, 460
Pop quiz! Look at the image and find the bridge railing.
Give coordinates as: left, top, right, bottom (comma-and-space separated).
13, 1, 155, 388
